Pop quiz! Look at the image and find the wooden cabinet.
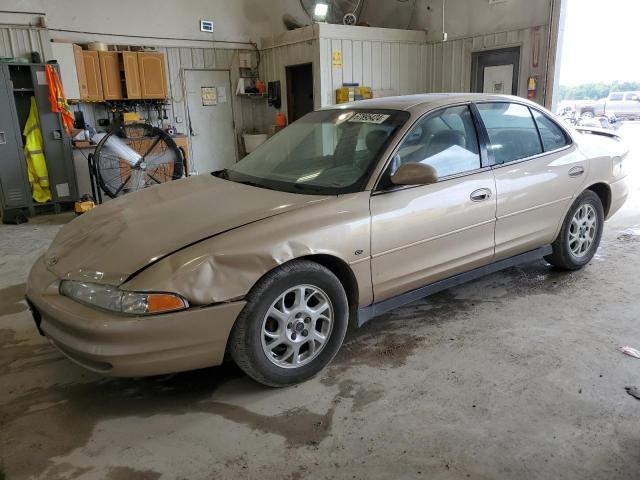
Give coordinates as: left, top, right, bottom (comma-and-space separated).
82, 51, 104, 101
54, 47, 168, 102
122, 52, 142, 99
73, 45, 89, 100
98, 51, 123, 100
138, 52, 168, 99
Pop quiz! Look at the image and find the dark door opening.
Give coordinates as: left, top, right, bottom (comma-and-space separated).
471, 47, 521, 95
286, 63, 314, 123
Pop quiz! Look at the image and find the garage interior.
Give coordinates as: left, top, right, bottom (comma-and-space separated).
1, 0, 639, 478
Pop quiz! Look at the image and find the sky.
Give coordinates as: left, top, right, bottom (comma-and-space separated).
559, 0, 640, 86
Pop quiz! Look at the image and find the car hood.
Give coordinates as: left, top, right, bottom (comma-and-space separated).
44, 175, 330, 285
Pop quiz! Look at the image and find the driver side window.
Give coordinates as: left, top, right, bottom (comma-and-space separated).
390, 105, 481, 179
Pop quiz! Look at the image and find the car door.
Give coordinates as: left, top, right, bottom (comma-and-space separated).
370, 104, 497, 302
476, 102, 587, 260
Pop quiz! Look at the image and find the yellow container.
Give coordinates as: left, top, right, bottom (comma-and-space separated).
336, 87, 351, 104
123, 112, 142, 123
336, 86, 372, 104
356, 86, 372, 100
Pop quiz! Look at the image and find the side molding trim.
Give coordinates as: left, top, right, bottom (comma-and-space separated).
356, 246, 553, 327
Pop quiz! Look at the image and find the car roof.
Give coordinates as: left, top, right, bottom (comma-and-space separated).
324, 93, 537, 114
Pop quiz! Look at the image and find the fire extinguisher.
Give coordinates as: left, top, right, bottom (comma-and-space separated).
527, 76, 538, 100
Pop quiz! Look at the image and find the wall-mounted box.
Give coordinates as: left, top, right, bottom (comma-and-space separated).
239, 52, 253, 68
200, 20, 214, 33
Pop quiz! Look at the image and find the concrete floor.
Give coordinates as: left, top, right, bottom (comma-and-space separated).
2, 125, 640, 480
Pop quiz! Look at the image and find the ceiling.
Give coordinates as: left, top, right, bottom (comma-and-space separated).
298, 0, 428, 30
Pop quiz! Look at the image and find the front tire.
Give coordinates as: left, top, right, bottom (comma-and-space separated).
545, 190, 604, 270
228, 260, 349, 387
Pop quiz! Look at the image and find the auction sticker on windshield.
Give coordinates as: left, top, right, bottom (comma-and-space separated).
348, 113, 391, 124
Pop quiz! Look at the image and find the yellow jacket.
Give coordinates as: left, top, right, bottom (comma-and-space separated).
23, 96, 51, 203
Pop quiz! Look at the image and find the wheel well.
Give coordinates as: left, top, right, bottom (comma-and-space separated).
300, 254, 360, 327
587, 183, 611, 217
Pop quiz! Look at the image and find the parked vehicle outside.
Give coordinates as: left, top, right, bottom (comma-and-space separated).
26, 94, 629, 386
578, 91, 640, 119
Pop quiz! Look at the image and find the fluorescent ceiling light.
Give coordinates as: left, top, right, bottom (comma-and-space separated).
314, 1, 329, 20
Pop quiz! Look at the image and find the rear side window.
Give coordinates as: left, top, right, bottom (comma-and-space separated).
625, 93, 640, 101
531, 109, 570, 152
476, 102, 543, 163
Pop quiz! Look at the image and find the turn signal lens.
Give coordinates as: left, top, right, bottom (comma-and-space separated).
147, 294, 188, 314
60, 280, 189, 315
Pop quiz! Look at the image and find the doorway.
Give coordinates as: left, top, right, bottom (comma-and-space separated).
471, 47, 521, 95
285, 63, 314, 123
184, 69, 237, 174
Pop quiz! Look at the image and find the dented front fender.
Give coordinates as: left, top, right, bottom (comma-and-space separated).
122, 192, 373, 307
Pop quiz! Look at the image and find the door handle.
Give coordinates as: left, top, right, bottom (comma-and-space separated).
470, 188, 492, 202
0, 131, 5, 145
569, 166, 585, 178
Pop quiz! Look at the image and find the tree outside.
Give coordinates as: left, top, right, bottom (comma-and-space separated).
559, 82, 640, 102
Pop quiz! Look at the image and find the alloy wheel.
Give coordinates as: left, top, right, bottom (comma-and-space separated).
260, 285, 334, 369
569, 204, 598, 258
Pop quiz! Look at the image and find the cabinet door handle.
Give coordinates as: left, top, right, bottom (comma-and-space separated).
0, 131, 6, 145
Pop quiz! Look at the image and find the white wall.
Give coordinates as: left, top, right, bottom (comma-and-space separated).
0, 0, 308, 47
317, 25, 429, 107
2, 0, 554, 45
428, 26, 550, 105
359, 0, 552, 41
260, 26, 319, 126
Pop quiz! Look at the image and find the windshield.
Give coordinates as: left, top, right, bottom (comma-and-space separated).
220, 109, 409, 194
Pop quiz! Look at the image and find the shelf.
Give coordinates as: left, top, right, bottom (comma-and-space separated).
13, 88, 34, 92
238, 93, 267, 98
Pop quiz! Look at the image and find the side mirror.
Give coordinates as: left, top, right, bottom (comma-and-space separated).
390, 163, 438, 186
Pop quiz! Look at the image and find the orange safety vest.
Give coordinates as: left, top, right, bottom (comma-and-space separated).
45, 64, 74, 135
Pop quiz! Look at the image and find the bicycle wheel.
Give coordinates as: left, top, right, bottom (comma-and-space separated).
94, 123, 184, 199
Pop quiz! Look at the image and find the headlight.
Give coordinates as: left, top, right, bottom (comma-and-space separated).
59, 281, 188, 315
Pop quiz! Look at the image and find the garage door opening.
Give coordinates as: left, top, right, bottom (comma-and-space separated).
553, 0, 640, 116
285, 63, 314, 123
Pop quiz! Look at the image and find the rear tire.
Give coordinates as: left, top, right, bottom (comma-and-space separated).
228, 260, 349, 387
545, 190, 604, 270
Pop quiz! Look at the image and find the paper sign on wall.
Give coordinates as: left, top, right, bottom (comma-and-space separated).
332, 51, 342, 69
201, 86, 217, 106
217, 86, 227, 104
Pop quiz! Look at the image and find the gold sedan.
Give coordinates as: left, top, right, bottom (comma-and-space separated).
26, 94, 628, 386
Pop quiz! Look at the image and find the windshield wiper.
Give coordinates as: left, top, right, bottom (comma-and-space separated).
212, 169, 229, 179
291, 183, 328, 194
234, 179, 278, 191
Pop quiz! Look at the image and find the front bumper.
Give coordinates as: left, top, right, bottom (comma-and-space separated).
26, 256, 246, 377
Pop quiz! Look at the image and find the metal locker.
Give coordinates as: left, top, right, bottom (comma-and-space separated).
0, 64, 32, 220
0, 63, 78, 223
31, 64, 78, 204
